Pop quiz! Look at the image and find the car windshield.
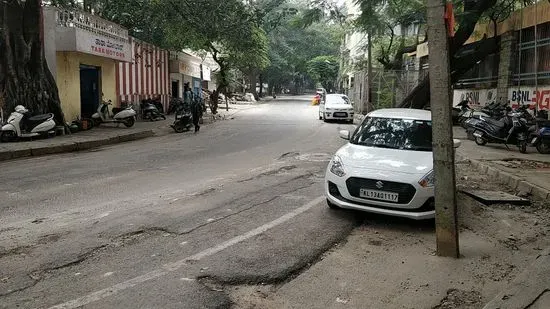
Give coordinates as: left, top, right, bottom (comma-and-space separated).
326, 96, 350, 106
350, 117, 433, 151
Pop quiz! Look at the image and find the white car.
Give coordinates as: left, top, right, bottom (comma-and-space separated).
319, 94, 354, 123
324, 108, 460, 220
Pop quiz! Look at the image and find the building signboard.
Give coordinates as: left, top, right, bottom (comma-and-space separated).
75, 30, 132, 62
453, 87, 550, 110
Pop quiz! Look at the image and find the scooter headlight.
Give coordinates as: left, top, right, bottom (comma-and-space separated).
329, 155, 346, 177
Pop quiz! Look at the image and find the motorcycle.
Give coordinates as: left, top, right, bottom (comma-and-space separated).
140, 99, 166, 121
170, 101, 193, 133
1, 105, 56, 142
167, 98, 182, 115
466, 105, 532, 153
453, 100, 492, 126
92, 100, 136, 127
529, 110, 550, 154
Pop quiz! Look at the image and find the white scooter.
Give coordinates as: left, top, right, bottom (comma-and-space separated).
92, 100, 136, 127
1, 105, 56, 142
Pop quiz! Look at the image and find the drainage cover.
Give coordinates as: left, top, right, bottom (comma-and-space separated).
461, 190, 530, 206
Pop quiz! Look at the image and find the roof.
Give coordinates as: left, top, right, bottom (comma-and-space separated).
367, 108, 431, 121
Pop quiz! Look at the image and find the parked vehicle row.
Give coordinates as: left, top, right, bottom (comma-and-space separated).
461, 102, 550, 154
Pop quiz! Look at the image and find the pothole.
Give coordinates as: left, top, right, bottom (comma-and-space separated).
295, 153, 332, 162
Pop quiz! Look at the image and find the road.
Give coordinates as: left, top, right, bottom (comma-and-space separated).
0, 96, 359, 308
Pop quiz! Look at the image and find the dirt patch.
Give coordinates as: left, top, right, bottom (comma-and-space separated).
228, 161, 550, 309
490, 159, 550, 170
433, 289, 482, 309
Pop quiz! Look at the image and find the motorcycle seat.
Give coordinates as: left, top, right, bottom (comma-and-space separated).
28, 114, 52, 122
482, 117, 506, 129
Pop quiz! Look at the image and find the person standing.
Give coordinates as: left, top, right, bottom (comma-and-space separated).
184, 83, 200, 132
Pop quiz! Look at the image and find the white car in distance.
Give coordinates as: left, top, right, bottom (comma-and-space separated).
324, 108, 461, 220
319, 94, 354, 123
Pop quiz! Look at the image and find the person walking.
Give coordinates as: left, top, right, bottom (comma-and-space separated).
184, 83, 200, 132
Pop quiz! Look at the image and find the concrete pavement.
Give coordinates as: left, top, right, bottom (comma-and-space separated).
454, 126, 550, 201
452, 127, 550, 309
483, 249, 550, 309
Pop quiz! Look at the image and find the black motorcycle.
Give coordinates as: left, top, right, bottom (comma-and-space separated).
467, 105, 532, 153
141, 99, 166, 121
170, 101, 193, 133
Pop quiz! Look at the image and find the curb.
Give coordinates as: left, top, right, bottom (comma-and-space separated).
0, 130, 154, 162
482, 248, 550, 309
456, 152, 550, 201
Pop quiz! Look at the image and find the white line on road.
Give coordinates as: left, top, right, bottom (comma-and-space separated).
47, 196, 325, 309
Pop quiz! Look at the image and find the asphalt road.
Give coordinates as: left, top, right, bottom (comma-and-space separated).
0, 96, 361, 308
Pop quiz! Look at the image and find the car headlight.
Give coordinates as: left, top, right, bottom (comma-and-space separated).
329, 155, 346, 177
418, 170, 434, 188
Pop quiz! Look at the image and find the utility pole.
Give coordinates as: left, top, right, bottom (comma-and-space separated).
426, 0, 459, 257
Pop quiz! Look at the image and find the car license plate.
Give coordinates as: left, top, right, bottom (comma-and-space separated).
333, 112, 347, 117
359, 189, 399, 202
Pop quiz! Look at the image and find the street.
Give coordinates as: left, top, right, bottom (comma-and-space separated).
0, 96, 359, 308
2, 96, 550, 309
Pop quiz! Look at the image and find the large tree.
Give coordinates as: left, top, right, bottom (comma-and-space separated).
307, 55, 339, 90
1, 0, 66, 125
262, 2, 343, 94
330, 0, 541, 109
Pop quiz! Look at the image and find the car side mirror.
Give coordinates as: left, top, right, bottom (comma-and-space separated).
453, 139, 461, 148
339, 130, 350, 140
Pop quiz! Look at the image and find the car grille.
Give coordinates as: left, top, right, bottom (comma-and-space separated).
332, 112, 348, 117
346, 177, 416, 204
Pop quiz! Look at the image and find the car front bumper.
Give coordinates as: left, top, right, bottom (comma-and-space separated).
325, 171, 435, 220
324, 111, 354, 120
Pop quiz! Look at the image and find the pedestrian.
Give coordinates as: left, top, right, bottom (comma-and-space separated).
184, 83, 200, 132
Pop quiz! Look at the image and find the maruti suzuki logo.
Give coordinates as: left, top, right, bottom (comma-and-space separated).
376, 181, 384, 189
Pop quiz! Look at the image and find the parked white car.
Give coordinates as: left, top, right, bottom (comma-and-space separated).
319, 94, 354, 123
324, 108, 460, 220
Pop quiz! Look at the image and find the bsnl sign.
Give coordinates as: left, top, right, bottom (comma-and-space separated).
509, 88, 550, 110
453, 87, 550, 110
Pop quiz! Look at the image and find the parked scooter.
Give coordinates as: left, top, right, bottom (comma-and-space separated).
170, 101, 193, 133
0, 105, 56, 142
92, 100, 136, 127
467, 105, 532, 153
140, 99, 166, 121
529, 110, 550, 154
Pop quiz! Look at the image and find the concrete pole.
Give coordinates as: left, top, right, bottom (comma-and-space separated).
426, 0, 459, 258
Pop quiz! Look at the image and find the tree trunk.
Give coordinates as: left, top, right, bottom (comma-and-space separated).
258, 74, 263, 98
248, 70, 258, 100
1, 0, 66, 125
396, 0, 498, 108
399, 37, 499, 108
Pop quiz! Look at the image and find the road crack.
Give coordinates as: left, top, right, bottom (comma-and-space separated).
178, 182, 314, 236
237, 165, 298, 183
